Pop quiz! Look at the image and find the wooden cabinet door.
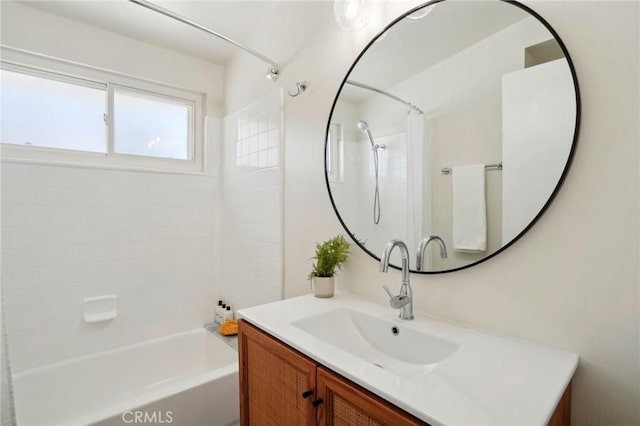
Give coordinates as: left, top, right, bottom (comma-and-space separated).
547, 383, 572, 426
316, 367, 428, 426
238, 320, 317, 426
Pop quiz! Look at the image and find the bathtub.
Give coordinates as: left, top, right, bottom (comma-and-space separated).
13, 328, 239, 426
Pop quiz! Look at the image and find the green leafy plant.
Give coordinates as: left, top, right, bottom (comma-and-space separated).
308, 235, 351, 279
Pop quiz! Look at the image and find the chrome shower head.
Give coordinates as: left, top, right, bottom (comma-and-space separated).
357, 120, 384, 152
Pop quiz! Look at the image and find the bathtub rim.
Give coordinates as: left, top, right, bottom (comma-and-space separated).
13, 327, 232, 379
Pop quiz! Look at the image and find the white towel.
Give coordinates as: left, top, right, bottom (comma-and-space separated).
452, 164, 487, 252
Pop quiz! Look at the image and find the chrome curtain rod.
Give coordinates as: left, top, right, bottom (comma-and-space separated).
126, 0, 280, 81
441, 162, 503, 175
345, 80, 424, 114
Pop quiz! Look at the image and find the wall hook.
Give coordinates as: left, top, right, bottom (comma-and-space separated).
288, 81, 308, 97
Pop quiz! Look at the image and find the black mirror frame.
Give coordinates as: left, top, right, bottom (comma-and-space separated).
324, 0, 581, 274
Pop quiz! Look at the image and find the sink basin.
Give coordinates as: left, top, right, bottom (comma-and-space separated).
291, 308, 460, 379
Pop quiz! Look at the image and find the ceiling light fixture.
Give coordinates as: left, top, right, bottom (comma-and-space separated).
407, 4, 436, 21
334, 0, 370, 31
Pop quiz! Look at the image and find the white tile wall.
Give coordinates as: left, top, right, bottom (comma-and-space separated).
221, 90, 283, 310
1, 122, 222, 371
235, 105, 281, 169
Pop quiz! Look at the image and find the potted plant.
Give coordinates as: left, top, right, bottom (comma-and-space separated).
308, 235, 350, 298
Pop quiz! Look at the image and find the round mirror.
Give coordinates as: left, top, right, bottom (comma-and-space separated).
325, 0, 580, 273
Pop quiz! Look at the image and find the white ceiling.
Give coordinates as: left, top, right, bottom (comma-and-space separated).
18, 0, 331, 67
17, 0, 530, 102
344, 1, 529, 103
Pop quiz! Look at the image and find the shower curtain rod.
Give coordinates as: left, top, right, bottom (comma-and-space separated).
346, 80, 424, 114
126, 0, 280, 81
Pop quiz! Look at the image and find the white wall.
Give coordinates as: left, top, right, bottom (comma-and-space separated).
224, 1, 639, 425
502, 58, 576, 243
0, 3, 224, 371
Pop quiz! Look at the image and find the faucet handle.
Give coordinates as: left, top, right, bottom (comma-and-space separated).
382, 285, 394, 299
382, 285, 411, 310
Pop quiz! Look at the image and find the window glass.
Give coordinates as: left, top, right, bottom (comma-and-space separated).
113, 90, 191, 160
0, 69, 106, 152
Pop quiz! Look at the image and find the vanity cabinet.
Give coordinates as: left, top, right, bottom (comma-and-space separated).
238, 319, 427, 426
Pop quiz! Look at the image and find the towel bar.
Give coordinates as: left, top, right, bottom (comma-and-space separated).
441, 162, 503, 175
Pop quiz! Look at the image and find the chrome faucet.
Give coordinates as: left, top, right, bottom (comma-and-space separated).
379, 239, 413, 320
416, 235, 448, 271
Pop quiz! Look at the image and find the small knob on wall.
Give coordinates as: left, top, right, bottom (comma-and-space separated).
312, 398, 323, 407
302, 390, 313, 399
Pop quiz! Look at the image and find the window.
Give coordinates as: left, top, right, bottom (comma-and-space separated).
0, 69, 106, 152
112, 88, 193, 160
0, 55, 204, 172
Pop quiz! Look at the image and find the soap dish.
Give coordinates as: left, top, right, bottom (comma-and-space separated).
83, 295, 117, 323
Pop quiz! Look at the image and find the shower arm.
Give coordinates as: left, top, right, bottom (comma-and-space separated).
126, 0, 280, 81
346, 80, 424, 115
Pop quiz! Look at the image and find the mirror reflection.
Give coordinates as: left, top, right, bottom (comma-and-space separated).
327, 0, 578, 272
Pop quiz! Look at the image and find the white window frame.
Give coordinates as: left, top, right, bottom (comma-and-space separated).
0, 46, 206, 173
327, 122, 344, 183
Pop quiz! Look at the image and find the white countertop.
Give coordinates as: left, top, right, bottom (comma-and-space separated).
238, 292, 578, 426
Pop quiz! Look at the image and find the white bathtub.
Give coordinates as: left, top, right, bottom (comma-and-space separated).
13, 329, 239, 426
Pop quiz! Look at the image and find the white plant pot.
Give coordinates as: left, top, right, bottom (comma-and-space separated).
311, 276, 335, 298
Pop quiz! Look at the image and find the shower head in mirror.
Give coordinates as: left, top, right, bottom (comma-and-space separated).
357, 120, 386, 151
